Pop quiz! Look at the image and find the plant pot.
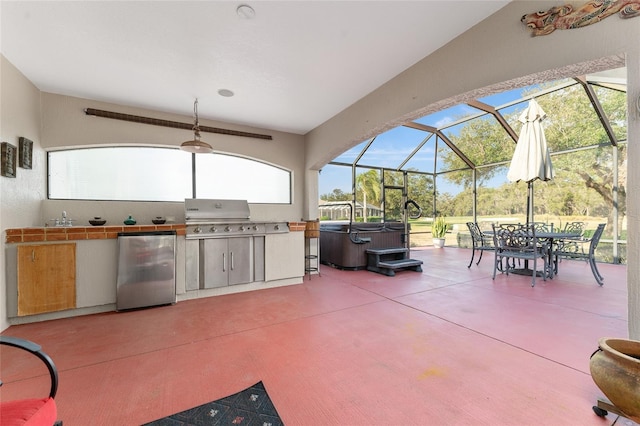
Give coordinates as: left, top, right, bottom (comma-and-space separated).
433, 238, 445, 248
589, 337, 640, 422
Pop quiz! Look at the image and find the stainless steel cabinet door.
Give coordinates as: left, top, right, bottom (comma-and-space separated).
228, 237, 251, 285
185, 239, 200, 291
254, 236, 265, 282
203, 239, 228, 288
203, 237, 252, 288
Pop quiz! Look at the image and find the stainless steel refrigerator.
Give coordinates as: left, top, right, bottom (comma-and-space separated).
116, 230, 176, 311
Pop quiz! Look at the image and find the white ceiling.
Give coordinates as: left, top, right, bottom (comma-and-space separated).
1, 1, 510, 135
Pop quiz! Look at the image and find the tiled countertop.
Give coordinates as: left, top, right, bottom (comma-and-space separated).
5, 224, 186, 243
5, 221, 307, 244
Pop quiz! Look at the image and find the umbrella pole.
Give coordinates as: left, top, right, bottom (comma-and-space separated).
526, 181, 533, 225
513, 179, 543, 277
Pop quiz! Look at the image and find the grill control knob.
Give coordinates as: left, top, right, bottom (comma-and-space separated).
240, 226, 245, 231
253, 225, 258, 231
274, 224, 280, 230
193, 226, 202, 234
210, 226, 217, 233
225, 226, 231, 232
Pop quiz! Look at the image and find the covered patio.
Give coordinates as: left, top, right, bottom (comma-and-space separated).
1, 247, 632, 425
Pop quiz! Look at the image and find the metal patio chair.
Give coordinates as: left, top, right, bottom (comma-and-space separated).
466, 222, 495, 268
0, 335, 62, 425
552, 221, 585, 267
492, 223, 549, 287
531, 222, 554, 233
553, 223, 606, 286
562, 221, 585, 235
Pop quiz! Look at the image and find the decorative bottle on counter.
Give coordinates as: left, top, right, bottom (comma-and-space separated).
124, 215, 136, 225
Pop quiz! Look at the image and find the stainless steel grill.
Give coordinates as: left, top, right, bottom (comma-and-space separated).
184, 198, 288, 290
184, 199, 288, 238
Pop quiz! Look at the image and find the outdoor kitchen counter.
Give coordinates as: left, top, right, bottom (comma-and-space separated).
5, 222, 307, 243
4, 224, 187, 243
4, 222, 306, 325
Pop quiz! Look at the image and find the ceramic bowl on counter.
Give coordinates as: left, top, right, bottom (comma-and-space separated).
152, 216, 166, 224
89, 217, 107, 226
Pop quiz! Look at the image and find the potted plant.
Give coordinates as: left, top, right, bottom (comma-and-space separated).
431, 216, 449, 248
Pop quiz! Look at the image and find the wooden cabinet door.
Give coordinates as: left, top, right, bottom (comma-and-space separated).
17, 243, 76, 316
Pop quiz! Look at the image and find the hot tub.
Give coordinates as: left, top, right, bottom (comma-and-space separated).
320, 221, 409, 270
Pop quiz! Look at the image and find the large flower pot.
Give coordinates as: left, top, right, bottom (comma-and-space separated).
589, 337, 640, 422
432, 238, 445, 248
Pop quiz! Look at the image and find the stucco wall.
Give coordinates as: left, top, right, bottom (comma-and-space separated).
304, 1, 640, 338
625, 50, 640, 341
40, 93, 306, 223
0, 57, 44, 331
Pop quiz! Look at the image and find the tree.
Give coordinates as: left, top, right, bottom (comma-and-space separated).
355, 169, 381, 222
436, 82, 626, 232
379, 170, 434, 221
439, 115, 515, 188
407, 172, 434, 216
539, 85, 626, 232
321, 188, 351, 202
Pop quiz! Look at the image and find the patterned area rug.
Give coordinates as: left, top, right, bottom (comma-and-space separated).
143, 381, 284, 425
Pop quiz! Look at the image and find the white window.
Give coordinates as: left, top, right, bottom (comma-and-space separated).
196, 153, 291, 204
48, 147, 292, 203
48, 147, 192, 201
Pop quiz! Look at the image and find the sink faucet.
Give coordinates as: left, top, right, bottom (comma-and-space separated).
56, 210, 73, 226
48, 211, 74, 227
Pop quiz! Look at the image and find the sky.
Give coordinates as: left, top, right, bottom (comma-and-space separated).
318, 85, 536, 198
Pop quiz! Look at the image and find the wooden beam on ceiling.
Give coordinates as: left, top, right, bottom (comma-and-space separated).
84, 108, 273, 140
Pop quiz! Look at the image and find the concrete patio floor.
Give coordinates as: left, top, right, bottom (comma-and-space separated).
1, 246, 636, 425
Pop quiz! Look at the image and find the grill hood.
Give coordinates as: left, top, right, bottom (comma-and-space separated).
184, 199, 250, 223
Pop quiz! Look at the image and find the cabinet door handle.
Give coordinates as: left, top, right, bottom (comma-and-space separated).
31, 249, 36, 262
230, 252, 235, 270
222, 253, 226, 272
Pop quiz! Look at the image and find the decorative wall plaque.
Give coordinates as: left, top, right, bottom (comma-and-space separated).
522, 0, 640, 36
1, 142, 17, 178
18, 137, 33, 169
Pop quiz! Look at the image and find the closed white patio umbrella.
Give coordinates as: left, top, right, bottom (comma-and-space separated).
507, 98, 554, 224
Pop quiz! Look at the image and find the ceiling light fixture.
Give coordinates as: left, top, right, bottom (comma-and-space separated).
180, 98, 213, 154
218, 89, 234, 97
236, 4, 255, 19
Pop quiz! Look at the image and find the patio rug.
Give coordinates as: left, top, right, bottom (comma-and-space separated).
143, 381, 283, 425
